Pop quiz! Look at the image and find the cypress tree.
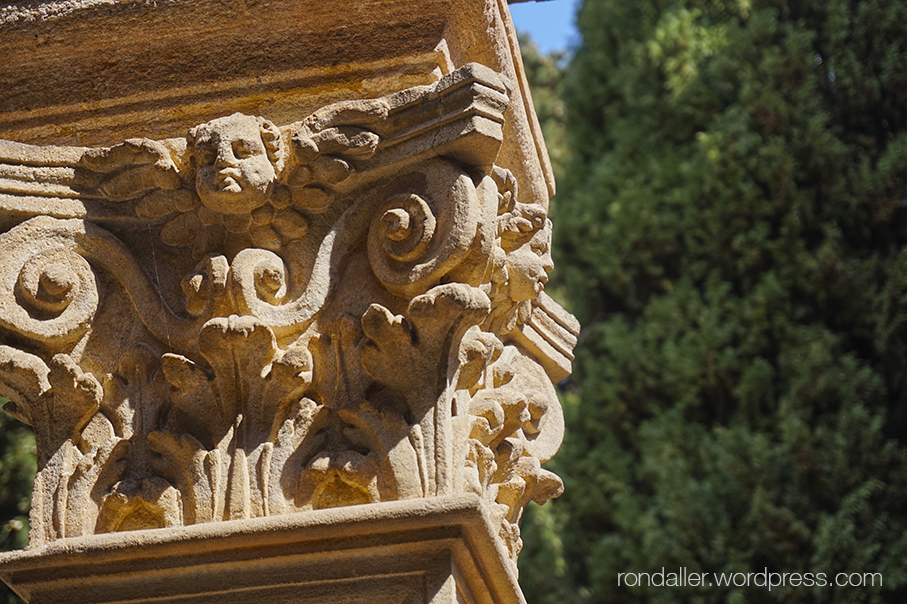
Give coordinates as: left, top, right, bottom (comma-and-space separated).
520, 1, 907, 603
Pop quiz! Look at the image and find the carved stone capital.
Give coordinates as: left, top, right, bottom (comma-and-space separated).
0, 62, 578, 569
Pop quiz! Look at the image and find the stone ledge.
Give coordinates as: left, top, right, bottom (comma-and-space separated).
0, 0, 554, 203
0, 494, 525, 604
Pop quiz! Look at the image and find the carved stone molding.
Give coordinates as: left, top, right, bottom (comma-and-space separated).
0, 494, 524, 604
0, 62, 578, 568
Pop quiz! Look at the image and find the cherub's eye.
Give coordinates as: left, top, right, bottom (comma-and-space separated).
531, 244, 547, 257
196, 144, 216, 166
233, 141, 251, 159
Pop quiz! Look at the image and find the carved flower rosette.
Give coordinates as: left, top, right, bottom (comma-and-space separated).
0, 63, 579, 563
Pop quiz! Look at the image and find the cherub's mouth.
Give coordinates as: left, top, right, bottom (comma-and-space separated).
220, 177, 242, 193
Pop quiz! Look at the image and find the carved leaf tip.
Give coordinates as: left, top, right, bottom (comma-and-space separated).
0, 345, 51, 424
47, 353, 102, 439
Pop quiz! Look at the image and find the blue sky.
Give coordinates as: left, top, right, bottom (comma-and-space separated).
509, 0, 581, 54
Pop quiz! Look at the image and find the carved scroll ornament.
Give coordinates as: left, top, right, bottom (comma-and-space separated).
0, 63, 579, 562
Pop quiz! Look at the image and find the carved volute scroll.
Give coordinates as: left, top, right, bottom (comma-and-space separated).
0, 62, 579, 564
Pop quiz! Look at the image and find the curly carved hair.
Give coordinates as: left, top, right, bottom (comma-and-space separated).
499, 202, 548, 251
492, 166, 549, 252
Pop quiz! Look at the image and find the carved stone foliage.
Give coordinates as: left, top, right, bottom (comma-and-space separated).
0, 63, 579, 562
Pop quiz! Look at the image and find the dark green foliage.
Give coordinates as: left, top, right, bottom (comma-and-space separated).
519, 1, 907, 603
0, 404, 34, 604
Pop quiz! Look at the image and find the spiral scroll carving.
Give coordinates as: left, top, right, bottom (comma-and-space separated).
0, 216, 202, 349
0, 220, 99, 344
374, 194, 436, 263
17, 252, 89, 316
367, 159, 481, 298
231, 248, 290, 315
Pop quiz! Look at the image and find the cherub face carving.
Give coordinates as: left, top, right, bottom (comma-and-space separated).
505, 219, 553, 303
189, 113, 281, 214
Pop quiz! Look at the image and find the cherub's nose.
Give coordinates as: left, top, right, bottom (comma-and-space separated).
214, 142, 235, 168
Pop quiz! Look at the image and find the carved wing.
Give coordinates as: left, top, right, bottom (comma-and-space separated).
0, 137, 190, 224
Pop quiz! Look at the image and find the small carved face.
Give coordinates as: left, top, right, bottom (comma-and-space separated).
506, 220, 553, 303
191, 114, 278, 214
